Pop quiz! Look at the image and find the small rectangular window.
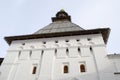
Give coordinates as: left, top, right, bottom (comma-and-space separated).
80, 64, 86, 72
43, 41, 46, 44
64, 65, 68, 73
87, 38, 92, 41
32, 66, 37, 74
30, 51, 32, 57
18, 51, 21, 58
76, 39, 80, 42
65, 40, 69, 42
90, 46, 92, 51
55, 40, 58, 43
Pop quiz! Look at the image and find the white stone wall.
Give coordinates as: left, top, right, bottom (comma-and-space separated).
108, 55, 120, 80
0, 33, 119, 80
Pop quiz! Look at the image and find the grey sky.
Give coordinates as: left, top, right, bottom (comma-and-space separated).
0, 0, 120, 57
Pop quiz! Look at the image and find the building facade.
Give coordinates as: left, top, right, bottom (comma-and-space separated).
0, 10, 120, 80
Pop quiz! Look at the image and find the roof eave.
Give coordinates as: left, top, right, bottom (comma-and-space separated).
4, 28, 110, 45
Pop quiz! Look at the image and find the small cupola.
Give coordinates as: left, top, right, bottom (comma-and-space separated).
52, 9, 71, 22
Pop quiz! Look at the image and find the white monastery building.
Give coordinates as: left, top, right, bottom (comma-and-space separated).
0, 10, 120, 80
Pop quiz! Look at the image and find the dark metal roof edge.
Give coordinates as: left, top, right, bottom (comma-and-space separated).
107, 54, 120, 56
0, 58, 4, 60
4, 28, 110, 45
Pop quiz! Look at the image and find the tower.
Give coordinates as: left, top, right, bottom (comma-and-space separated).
0, 10, 119, 80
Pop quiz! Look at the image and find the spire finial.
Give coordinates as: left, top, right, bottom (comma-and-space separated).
60, 9, 65, 12
51, 10, 71, 22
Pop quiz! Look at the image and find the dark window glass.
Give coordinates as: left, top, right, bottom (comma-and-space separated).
87, 38, 91, 41
32, 66, 37, 74
65, 40, 69, 42
90, 47, 93, 52
55, 41, 58, 43
43, 41, 46, 44
78, 47, 80, 52
64, 65, 68, 73
80, 64, 86, 72
76, 39, 80, 42
66, 48, 69, 53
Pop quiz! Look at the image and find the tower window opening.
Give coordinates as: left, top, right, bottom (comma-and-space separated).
42, 50, 44, 54
18, 51, 21, 58
32, 66, 37, 74
66, 48, 69, 53
66, 48, 69, 56
55, 49, 57, 53
63, 65, 68, 73
80, 64, 86, 72
76, 39, 80, 42
87, 38, 92, 41
78, 47, 80, 52
22, 43, 25, 45
55, 40, 58, 43
43, 41, 46, 44
65, 40, 69, 42
90, 46, 93, 52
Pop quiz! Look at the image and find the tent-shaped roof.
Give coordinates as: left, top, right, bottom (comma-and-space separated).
34, 21, 84, 34
35, 10, 84, 34
4, 10, 110, 45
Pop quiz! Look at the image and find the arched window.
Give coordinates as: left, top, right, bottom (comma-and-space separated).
64, 65, 68, 73
80, 64, 86, 72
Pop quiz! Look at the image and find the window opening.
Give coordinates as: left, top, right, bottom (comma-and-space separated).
55, 49, 57, 53
80, 64, 86, 72
65, 40, 69, 42
32, 66, 37, 74
43, 41, 46, 44
78, 47, 80, 52
66, 48, 69, 56
76, 39, 80, 42
30, 50, 32, 57
18, 51, 21, 58
42, 50, 44, 54
66, 48, 69, 53
64, 65, 68, 73
87, 38, 91, 41
55, 40, 58, 43
90, 46, 93, 52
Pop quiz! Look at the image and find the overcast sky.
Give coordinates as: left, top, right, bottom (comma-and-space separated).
0, 0, 120, 57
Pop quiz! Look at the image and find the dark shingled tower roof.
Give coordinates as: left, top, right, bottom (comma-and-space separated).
4, 10, 110, 45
